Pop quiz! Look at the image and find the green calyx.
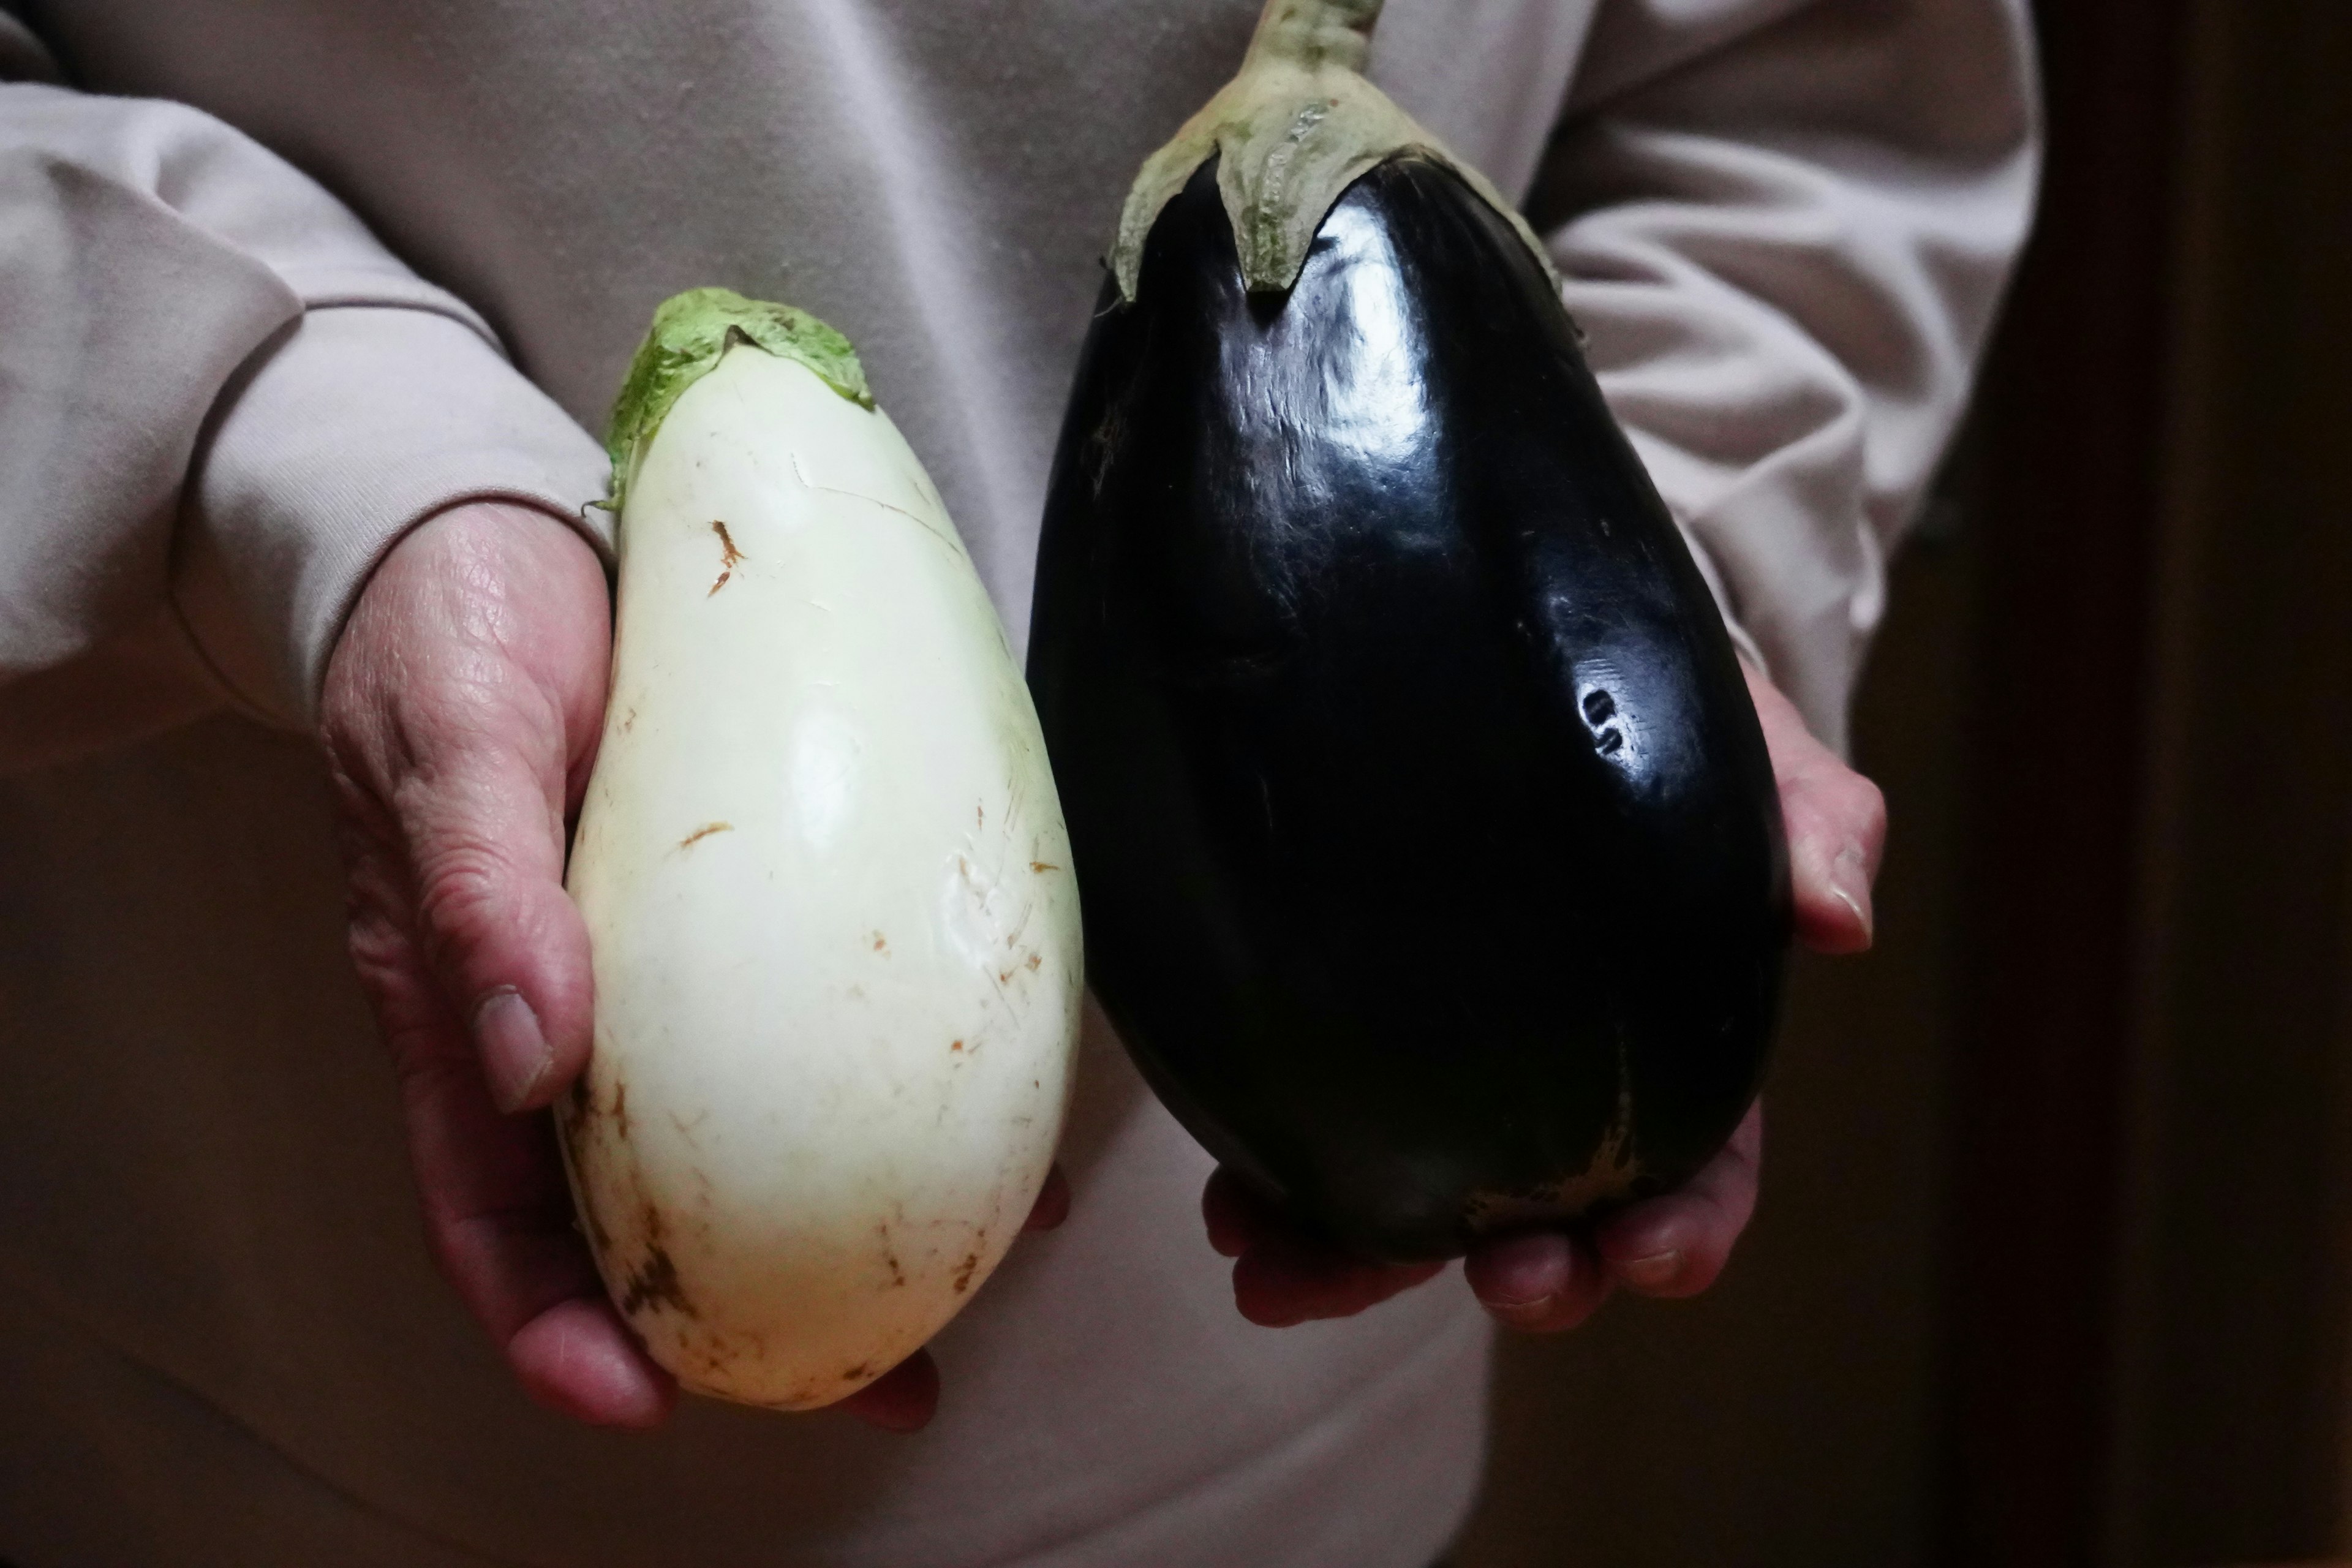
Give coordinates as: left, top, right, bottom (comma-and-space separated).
1109, 0, 1560, 302
601, 287, 875, 510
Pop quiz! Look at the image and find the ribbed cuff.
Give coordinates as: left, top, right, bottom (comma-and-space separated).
178, 302, 612, 728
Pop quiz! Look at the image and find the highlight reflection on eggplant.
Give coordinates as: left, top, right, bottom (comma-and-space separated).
1027, 0, 1790, 1262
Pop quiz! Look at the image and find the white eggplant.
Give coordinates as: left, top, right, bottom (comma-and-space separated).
559, 290, 1082, 1409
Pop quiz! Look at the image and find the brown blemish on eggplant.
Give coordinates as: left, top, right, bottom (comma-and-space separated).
708, 520, 746, 595
620, 1242, 692, 1318
842, 1362, 873, 1382
557, 1079, 615, 1254
619, 707, 639, 734
875, 1222, 908, 1287
951, 1249, 983, 1295
872, 932, 889, 954
949, 1039, 964, 1053
678, 821, 733, 851
611, 1081, 632, 1141
1031, 861, 1060, 873
575, 1076, 621, 1126
1463, 1063, 1643, 1232
1026, 953, 1042, 971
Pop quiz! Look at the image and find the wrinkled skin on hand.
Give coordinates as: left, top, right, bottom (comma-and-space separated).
321, 502, 1068, 1433
1203, 661, 1887, 1334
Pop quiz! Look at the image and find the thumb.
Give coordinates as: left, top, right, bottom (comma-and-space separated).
1741, 662, 1887, 956
403, 739, 597, 1113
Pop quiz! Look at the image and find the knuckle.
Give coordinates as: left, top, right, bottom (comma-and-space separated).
344, 917, 412, 1003
413, 839, 523, 957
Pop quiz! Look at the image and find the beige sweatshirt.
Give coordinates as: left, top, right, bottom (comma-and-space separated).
0, 2, 2038, 1562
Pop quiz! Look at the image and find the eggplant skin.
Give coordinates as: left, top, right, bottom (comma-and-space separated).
1028, 156, 1790, 1262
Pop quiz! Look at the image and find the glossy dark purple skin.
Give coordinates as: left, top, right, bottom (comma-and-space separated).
1027, 156, 1790, 1262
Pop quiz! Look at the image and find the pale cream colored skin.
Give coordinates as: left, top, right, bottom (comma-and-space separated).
559, 346, 1082, 1410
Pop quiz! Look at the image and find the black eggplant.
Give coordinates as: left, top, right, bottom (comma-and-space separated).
1027, 0, 1790, 1262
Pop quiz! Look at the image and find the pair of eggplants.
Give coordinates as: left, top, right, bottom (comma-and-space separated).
1025, 1, 1790, 1262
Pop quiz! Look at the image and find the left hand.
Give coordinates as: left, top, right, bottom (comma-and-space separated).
1200, 660, 1887, 1331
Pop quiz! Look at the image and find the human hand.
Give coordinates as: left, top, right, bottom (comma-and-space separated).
323, 502, 1067, 1433
1201, 659, 1887, 1331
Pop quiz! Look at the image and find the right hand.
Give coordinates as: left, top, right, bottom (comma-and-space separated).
322, 501, 1069, 1431
1202, 659, 1884, 1333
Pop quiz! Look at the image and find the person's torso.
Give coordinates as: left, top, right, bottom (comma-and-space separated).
1, 5, 1606, 1561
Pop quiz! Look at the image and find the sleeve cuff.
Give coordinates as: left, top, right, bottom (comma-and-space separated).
176, 301, 613, 729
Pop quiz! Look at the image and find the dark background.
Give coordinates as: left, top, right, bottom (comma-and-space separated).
1457, 1, 2352, 1563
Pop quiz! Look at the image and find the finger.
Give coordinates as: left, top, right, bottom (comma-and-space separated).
1593, 1100, 1764, 1298
509, 1297, 677, 1428
1202, 1169, 1444, 1324
1231, 1233, 1445, 1328
1202, 1166, 1282, 1259
1022, 1164, 1072, 1232
1743, 663, 1888, 955
835, 1349, 940, 1433
1464, 1230, 1614, 1333
396, 1019, 676, 1424
349, 902, 673, 1428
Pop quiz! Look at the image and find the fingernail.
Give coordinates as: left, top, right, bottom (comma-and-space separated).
1831, 844, 1874, 943
1615, 1250, 1683, 1291
1474, 1232, 1571, 1321
475, 988, 552, 1114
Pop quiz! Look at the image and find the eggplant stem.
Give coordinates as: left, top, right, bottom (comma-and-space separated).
1107, 0, 1557, 303
1242, 0, 1382, 75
